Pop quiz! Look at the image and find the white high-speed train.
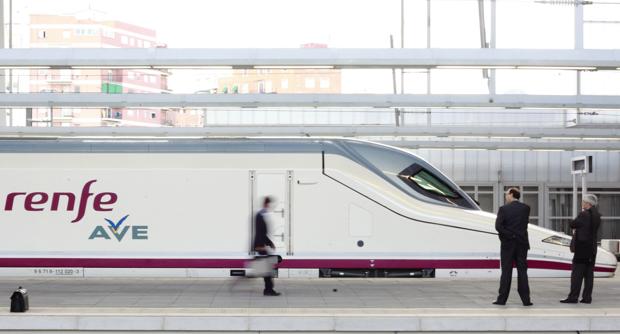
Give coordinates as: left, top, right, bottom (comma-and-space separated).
0, 138, 616, 278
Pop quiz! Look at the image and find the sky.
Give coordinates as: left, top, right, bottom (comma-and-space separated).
13, 0, 620, 48
7, 0, 620, 94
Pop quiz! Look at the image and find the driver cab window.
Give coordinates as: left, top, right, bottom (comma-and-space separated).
346, 141, 477, 210
409, 169, 459, 199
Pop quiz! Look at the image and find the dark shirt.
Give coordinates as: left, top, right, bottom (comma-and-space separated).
253, 208, 274, 250
495, 200, 531, 249
570, 207, 601, 262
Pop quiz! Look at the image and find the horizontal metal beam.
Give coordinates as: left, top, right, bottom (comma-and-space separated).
0, 48, 618, 69
0, 126, 618, 139
1, 93, 620, 109
383, 140, 620, 151
0, 134, 616, 152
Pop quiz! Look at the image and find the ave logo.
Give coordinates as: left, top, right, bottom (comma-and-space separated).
88, 215, 148, 241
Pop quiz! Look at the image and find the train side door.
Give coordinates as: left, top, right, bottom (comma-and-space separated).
251, 171, 292, 256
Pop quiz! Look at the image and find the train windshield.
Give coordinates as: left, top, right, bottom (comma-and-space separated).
409, 170, 459, 198
346, 141, 478, 210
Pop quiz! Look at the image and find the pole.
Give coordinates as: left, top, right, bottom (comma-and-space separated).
572, 173, 578, 218
7, 0, 11, 125
390, 35, 400, 126
478, 0, 488, 79
26, 107, 32, 126
489, 0, 496, 95
400, 0, 405, 127
581, 173, 587, 202
575, 1, 584, 126
575, 1, 583, 50
400, 0, 404, 96
426, 0, 431, 126
0, 0, 6, 127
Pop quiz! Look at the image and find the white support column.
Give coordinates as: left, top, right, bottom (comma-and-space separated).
581, 173, 587, 201
400, 0, 405, 95
390, 35, 400, 126
489, 0, 497, 96
575, 2, 584, 126
402, 0, 405, 125
6, 0, 11, 126
0, 0, 5, 127
426, 0, 432, 127
399, 0, 405, 126
575, 2, 584, 50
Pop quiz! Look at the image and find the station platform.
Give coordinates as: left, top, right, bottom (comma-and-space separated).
0, 271, 619, 333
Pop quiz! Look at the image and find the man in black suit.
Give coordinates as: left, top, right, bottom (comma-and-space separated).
561, 194, 601, 304
493, 187, 533, 306
253, 196, 280, 296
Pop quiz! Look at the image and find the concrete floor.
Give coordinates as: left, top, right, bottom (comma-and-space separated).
0, 273, 618, 309
0, 271, 619, 332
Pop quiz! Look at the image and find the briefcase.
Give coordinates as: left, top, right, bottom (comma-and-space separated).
247, 255, 279, 277
10, 287, 29, 312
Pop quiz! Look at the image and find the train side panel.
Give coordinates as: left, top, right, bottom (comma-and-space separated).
0, 153, 315, 259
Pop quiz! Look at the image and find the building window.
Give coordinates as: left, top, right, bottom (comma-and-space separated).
128, 71, 135, 80
63, 31, 71, 39
305, 78, 315, 89
265, 80, 273, 93
129, 37, 135, 46
60, 70, 71, 81
103, 30, 115, 38
241, 83, 249, 93
320, 78, 330, 89
144, 41, 151, 48
150, 112, 157, 119
37, 30, 46, 39
281, 79, 288, 89
548, 188, 620, 240
149, 75, 156, 84
461, 185, 495, 213
121, 35, 128, 44
137, 40, 143, 47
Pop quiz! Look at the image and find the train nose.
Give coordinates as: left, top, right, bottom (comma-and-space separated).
596, 247, 618, 277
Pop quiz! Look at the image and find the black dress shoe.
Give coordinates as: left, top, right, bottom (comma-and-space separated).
579, 299, 592, 304
263, 290, 281, 296
492, 301, 506, 305
523, 302, 533, 306
560, 298, 578, 303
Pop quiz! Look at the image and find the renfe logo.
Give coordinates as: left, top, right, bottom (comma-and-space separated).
2, 179, 118, 223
